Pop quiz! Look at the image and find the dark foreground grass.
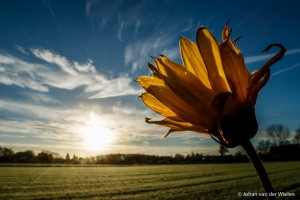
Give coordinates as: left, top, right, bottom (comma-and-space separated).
0, 161, 299, 200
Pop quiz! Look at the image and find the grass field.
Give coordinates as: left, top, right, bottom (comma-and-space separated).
0, 162, 299, 200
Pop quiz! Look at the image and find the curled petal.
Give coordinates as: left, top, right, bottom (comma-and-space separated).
248, 44, 286, 102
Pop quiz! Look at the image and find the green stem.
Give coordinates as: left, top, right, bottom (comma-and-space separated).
241, 140, 276, 200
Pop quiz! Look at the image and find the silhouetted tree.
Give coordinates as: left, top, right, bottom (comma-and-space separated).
293, 128, 300, 144
14, 150, 35, 163
0, 147, 15, 162
65, 153, 70, 163
174, 154, 185, 163
71, 154, 79, 164
266, 124, 290, 146
257, 140, 272, 154
235, 146, 246, 156
218, 145, 228, 157
37, 152, 53, 163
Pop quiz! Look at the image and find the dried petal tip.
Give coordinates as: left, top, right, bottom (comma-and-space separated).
262, 43, 286, 54
232, 36, 241, 44
198, 26, 206, 30
225, 19, 231, 26
145, 117, 151, 123
222, 20, 232, 42
159, 54, 167, 58
164, 130, 172, 138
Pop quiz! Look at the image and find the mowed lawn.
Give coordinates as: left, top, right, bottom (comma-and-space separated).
0, 162, 299, 200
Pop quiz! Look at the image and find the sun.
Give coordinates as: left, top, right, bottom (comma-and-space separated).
79, 113, 115, 152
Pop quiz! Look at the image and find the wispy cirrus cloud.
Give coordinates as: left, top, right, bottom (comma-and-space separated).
86, 0, 146, 40
245, 48, 300, 64
15, 45, 29, 55
271, 62, 300, 77
124, 33, 179, 72
182, 18, 194, 33
0, 48, 141, 99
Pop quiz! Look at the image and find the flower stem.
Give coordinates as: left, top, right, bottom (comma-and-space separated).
241, 140, 276, 200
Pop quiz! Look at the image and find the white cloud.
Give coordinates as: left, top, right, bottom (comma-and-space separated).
21, 92, 61, 105
0, 49, 141, 99
0, 53, 50, 92
85, 75, 143, 99
245, 53, 274, 64
286, 48, 300, 55
32, 49, 78, 76
74, 59, 96, 73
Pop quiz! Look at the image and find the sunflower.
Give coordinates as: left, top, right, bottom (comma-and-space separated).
136, 21, 285, 148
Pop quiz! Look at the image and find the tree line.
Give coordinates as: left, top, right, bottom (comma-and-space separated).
1, 124, 299, 165
0, 148, 249, 164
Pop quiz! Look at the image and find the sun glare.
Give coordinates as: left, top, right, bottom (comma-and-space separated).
79, 113, 115, 152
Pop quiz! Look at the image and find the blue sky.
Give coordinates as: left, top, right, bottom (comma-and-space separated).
0, 0, 300, 157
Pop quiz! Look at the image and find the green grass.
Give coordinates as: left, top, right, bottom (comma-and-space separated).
0, 162, 299, 200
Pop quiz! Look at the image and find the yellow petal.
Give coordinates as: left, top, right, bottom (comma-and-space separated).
180, 37, 212, 89
196, 27, 231, 94
136, 76, 214, 128
136, 76, 163, 89
140, 93, 178, 118
146, 117, 209, 137
247, 69, 270, 106
154, 56, 217, 119
219, 41, 250, 103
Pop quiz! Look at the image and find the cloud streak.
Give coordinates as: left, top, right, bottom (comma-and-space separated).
245, 48, 300, 64
271, 62, 300, 77
0, 49, 141, 99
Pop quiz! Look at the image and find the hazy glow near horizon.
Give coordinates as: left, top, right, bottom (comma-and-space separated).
79, 113, 115, 152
